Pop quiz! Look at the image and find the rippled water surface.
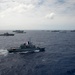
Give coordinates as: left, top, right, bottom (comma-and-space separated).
0, 30, 75, 75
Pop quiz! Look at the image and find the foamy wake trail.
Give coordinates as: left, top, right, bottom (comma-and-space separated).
0, 49, 8, 56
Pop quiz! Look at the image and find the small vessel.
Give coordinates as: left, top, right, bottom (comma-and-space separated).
51, 30, 60, 32
7, 41, 45, 53
13, 30, 26, 33
0, 32, 14, 36
70, 30, 75, 32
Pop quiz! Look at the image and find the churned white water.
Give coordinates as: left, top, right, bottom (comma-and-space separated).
0, 49, 8, 56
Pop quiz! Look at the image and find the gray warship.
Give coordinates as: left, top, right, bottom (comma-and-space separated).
0, 32, 14, 36
7, 41, 45, 53
13, 30, 26, 33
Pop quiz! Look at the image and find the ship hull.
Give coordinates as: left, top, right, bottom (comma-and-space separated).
8, 48, 45, 53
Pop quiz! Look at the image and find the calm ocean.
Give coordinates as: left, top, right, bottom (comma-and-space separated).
0, 30, 75, 75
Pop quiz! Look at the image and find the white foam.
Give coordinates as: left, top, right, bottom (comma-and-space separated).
0, 49, 8, 56
19, 51, 29, 54
34, 50, 40, 53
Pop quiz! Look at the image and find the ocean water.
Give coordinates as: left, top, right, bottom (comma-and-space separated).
0, 30, 75, 75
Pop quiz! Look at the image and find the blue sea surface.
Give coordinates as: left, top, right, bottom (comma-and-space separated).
0, 30, 75, 75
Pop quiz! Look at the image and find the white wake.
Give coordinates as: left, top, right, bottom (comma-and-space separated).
0, 49, 8, 56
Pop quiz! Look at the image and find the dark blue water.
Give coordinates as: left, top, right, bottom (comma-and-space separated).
0, 30, 75, 75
